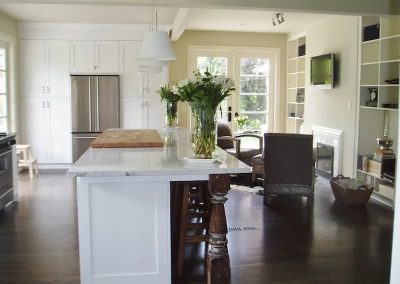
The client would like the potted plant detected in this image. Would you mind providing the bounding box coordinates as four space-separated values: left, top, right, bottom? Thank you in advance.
177 70 235 159
157 84 180 128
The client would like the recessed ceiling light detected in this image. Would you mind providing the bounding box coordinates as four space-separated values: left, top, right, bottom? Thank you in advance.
49 10 59 16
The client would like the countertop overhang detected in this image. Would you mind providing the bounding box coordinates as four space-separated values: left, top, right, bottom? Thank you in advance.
68 129 251 177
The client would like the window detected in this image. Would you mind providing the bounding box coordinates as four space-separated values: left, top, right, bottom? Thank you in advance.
188 46 277 132
0 41 8 132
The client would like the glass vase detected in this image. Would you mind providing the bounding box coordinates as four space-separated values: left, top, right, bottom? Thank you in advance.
191 104 217 159
165 100 178 128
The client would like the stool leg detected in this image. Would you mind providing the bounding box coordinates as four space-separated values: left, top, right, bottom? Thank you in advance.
252 172 256 182
177 184 190 280
29 165 34 179
34 161 39 175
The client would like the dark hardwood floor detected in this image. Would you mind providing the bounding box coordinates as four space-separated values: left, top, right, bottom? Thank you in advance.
0 171 393 284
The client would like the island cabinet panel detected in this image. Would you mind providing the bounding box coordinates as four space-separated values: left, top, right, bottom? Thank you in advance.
77 177 171 284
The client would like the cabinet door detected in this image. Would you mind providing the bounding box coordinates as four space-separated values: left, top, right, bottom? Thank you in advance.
146 66 169 97
48 98 72 163
95 41 120 74
47 40 70 97
120 41 142 97
21 98 49 163
120 98 144 129
145 97 165 129
20 40 47 97
70 41 95 74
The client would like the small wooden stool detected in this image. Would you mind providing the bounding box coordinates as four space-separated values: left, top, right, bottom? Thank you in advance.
173 181 211 281
16 144 38 179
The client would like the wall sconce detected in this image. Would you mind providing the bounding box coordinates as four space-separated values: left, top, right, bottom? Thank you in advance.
272 13 285 26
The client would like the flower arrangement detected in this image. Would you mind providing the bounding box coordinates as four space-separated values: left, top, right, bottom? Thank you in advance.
157 84 180 127
177 70 235 110
234 115 249 129
177 70 235 158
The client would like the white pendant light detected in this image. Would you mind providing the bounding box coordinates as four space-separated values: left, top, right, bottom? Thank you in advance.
138 6 176 61
137 59 167 73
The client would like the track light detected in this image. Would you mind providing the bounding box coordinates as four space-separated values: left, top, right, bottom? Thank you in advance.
272 13 284 26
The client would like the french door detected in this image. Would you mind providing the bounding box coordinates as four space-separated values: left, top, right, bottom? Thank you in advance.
188 46 276 132
0 40 9 132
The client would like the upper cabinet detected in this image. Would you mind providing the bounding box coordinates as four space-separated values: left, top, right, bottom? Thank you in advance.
70 41 120 74
286 36 306 134
20 40 70 98
119 40 168 98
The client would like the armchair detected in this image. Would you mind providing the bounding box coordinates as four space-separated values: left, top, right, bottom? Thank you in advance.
217 120 262 166
263 133 315 205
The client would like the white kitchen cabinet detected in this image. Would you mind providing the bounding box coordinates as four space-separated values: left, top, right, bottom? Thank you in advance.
119 40 168 129
121 97 165 129
120 41 142 97
22 97 72 164
120 40 168 98
20 40 70 98
70 40 120 74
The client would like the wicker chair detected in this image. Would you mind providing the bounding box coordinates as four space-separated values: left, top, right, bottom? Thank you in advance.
217 120 263 166
263 133 315 205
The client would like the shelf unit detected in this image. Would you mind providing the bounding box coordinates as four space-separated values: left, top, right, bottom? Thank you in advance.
357 16 400 205
286 36 306 134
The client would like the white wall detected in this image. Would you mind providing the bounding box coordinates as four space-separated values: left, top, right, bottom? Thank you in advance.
303 15 359 177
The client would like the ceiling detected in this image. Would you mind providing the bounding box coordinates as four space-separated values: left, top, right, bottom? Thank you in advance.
0 3 330 38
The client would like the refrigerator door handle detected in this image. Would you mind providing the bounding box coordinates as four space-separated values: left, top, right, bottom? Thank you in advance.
96 76 100 132
88 77 92 132
73 136 98 139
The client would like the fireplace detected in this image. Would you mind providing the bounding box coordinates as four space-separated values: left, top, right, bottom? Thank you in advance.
312 126 343 177
316 143 334 178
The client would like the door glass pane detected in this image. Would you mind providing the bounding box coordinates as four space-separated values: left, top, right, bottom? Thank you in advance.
0 48 5 70
0 95 6 117
0 117 6 132
239 57 269 131
197 57 227 75
196 56 229 121
0 71 6 94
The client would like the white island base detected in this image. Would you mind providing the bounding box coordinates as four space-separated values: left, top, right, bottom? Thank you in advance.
70 129 251 284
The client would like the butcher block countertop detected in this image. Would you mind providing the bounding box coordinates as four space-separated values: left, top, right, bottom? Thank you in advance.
91 129 164 148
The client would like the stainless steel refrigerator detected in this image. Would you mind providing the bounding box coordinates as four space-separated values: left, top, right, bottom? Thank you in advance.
71 75 120 162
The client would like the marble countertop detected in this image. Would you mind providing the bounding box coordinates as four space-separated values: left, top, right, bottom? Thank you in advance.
68 128 251 177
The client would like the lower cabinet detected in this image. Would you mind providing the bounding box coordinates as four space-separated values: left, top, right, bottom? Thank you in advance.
22 97 72 164
121 97 165 129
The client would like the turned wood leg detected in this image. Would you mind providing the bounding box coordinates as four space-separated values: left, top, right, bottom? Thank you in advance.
207 174 231 284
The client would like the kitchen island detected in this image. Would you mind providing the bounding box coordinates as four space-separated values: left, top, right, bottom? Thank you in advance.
68 129 251 284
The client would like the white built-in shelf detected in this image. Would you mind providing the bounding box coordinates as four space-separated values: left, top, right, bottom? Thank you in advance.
357 169 395 185
360 106 398 111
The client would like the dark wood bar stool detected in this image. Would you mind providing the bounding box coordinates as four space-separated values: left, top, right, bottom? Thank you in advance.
173 180 211 282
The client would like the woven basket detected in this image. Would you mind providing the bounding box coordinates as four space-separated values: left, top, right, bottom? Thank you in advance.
330 175 374 206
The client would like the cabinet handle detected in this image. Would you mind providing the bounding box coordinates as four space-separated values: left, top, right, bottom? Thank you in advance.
47 86 50 93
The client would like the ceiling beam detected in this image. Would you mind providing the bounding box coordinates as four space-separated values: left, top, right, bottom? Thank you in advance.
171 8 189 41
4 0 400 15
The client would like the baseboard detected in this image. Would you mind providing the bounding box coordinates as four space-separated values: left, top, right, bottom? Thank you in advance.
370 192 394 209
